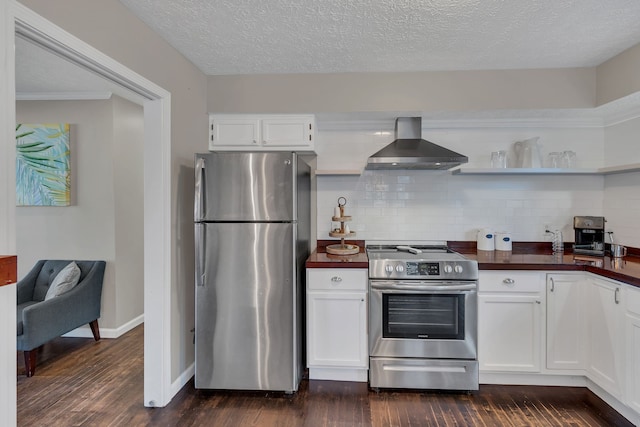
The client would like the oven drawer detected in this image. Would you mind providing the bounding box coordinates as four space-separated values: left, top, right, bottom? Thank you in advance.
479 271 544 293
307 268 367 291
370 357 479 391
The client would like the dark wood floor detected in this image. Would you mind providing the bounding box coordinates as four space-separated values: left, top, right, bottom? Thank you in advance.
18 325 634 427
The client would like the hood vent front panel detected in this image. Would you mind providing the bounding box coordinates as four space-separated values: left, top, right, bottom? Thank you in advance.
366 117 468 170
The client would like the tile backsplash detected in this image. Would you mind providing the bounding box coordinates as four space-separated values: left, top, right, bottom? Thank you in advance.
317 171 604 243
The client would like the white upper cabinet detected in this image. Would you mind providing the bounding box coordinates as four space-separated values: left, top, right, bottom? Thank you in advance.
209 114 315 152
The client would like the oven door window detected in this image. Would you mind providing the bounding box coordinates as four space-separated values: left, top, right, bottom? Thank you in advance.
382 293 465 340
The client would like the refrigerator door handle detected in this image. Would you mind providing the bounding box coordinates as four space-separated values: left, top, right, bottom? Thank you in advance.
194 157 205 221
195 223 206 287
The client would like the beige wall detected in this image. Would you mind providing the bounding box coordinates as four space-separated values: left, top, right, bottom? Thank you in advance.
20 0 208 381
112 96 145 327
597 43 640 106
207 68 596 113
16 97 144 332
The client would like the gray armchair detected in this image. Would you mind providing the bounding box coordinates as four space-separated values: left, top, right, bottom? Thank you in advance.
17 260 106 376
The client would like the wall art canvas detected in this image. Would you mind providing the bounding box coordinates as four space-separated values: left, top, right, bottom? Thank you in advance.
16 123 71 206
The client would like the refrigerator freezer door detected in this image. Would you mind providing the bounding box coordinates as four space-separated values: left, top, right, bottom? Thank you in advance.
195 152 295 222
195 222 298 391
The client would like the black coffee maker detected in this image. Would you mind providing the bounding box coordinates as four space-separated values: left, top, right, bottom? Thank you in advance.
573 216 606 256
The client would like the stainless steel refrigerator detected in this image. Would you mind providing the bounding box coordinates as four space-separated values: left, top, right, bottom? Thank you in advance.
194 152 310 392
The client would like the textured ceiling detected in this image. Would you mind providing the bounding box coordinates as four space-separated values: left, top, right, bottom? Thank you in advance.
120 0 640 75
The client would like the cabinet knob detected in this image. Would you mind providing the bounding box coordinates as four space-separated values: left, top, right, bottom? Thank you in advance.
252 140 257 144
502 278 515 285
331 276 342 283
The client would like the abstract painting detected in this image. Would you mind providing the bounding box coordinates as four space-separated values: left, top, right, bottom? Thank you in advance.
16 123 71 206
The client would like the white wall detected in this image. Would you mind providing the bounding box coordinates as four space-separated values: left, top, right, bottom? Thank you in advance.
316 123 606 243
16 97 144 332
603 116 640 247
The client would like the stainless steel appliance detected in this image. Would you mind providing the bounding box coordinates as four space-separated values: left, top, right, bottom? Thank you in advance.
366 117 469 170
194 152 310 392
573 216 605 256
367 244 479 391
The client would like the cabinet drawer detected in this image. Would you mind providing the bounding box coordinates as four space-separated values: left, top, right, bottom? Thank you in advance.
307 269 367 291
479 271 544 293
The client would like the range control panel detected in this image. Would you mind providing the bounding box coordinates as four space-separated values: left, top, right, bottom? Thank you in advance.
370 260 478 280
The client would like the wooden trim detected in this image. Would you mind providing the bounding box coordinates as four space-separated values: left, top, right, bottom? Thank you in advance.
0 255 17 286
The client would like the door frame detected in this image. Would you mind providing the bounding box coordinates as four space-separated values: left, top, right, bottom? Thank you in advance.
3 0 174 409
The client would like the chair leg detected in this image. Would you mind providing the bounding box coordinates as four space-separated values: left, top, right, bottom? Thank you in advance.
89 319 101 341
23 350 37 377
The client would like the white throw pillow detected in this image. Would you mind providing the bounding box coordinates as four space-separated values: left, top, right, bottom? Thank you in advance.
44 261 81 300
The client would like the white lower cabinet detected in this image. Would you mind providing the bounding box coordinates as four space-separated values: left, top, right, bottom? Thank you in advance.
588 276 624 400
478 271 544 372
546 274 587 370
306 268 368 382
625 285 640 414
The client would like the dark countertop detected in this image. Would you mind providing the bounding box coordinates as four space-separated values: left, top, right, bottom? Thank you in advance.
306 240 640 287
306 240 368 269
461 250 640 287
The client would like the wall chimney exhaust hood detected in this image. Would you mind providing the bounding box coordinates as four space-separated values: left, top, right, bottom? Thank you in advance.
366 117 468 170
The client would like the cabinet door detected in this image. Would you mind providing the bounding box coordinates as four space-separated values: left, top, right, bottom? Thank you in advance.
210 117 260 148
546 274 587 370
626 286 640 414
261 117 313 148
588 278 623 399
478 294 542 372
306 291 367 368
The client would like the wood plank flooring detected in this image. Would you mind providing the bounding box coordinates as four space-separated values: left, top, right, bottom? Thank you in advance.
18 325 634 426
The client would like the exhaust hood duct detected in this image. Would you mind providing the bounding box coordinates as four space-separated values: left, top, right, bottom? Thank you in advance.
366 117 468 170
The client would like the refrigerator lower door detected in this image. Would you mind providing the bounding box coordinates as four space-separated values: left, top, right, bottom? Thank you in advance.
195 222 298 391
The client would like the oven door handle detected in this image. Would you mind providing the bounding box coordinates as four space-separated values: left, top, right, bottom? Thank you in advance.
370 282 477 292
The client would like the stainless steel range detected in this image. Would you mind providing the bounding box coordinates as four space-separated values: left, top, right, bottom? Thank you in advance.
367 244 479 391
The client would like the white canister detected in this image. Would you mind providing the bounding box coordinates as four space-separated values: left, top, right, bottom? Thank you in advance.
495 232 512 251
477 228 495 251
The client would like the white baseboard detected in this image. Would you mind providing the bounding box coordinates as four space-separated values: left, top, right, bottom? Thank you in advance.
62 314 144 339
171 363 195 398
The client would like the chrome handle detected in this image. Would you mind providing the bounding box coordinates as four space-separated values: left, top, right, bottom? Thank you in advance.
615 288 620 304
536 300 541 304
503 278 515 285
194 157 205 221
331 276 342 283
195 224 206 287
550 277 555 292
253 140 258 144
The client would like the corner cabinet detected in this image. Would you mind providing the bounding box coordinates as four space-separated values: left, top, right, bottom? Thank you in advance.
588 276 625 400
478 271 545 373
625 285 640 415
209 114 315 152
306 268 368 382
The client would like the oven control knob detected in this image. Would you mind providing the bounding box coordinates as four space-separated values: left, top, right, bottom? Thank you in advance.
454 265 464 274
443 265 453 274
395 264 404 273
385 264 394 274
